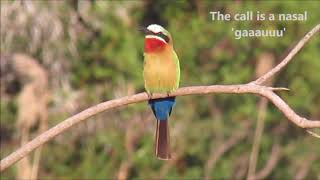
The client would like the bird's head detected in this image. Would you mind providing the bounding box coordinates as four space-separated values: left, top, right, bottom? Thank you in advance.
140 24 172 52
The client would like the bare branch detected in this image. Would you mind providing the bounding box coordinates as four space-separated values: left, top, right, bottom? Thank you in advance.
1 25 320 172
253 24 320 85
249 143 281 180
247 99 269 179
204 121 251 180
294 153 317 180
1 84 319 171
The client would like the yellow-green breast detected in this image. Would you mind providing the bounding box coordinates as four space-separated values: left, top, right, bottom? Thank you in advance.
143 45 179 93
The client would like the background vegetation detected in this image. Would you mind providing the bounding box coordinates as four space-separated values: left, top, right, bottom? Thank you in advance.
1 0 319 179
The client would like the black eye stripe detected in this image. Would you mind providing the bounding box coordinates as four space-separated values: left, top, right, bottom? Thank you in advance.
145 31 170 43
156 32 170 43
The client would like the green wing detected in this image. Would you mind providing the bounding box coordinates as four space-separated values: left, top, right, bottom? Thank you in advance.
173 50 180 89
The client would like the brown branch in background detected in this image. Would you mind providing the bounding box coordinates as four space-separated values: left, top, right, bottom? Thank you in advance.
232 152 250 180
249 122 288 180
1 24 320 172
233 122 287 180
159 153 180 178
294 153 317 180
249 143 281 180
9 54 49 180
247 52 275 180
69 0 100 38
117 120 135 180
247 99 269 179
30 121 48 180
204 121 251 180
117 113 151 180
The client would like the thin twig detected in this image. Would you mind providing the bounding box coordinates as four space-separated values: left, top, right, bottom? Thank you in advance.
249 143 281 180
267 87 290 91
306 129 320 138
294 153 317 180
204 121 251 180
1 25 320 172
247 100 269 179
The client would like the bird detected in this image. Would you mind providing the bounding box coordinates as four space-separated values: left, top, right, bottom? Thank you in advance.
140 24 180 160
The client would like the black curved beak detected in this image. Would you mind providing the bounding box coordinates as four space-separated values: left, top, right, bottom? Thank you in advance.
139 27 152 34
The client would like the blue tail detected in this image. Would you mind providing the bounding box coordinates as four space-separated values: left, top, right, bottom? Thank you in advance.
148 97 176 121
148 97 175 160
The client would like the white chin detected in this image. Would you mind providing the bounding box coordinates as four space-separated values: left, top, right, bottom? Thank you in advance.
145 35 166 43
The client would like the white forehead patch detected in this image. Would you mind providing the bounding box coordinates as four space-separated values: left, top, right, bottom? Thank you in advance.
147 24 165 33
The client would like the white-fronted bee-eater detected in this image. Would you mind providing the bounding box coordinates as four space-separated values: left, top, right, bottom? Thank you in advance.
140 24 180 160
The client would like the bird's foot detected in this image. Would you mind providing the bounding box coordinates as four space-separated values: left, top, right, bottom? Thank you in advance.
147 92 153 99
166 92 170 97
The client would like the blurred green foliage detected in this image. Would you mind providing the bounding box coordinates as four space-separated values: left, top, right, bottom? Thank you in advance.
1 0 320 179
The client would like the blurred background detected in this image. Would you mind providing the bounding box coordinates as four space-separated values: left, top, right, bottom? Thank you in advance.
1 0 319 179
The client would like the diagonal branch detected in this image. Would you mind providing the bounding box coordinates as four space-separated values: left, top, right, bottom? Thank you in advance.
252 24 320 85
204 121 251 180
1 25 320 172
1 85 319 171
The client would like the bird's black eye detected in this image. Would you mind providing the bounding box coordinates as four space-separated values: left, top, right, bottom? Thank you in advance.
157 32 170 43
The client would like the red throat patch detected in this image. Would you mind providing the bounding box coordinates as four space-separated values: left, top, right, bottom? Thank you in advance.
144 37 166 53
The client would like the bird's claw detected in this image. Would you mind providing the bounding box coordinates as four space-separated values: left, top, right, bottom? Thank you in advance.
147 92 153 99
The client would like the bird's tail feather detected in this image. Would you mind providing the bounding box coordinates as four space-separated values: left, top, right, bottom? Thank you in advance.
148 97 175 160
155 120 171 160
